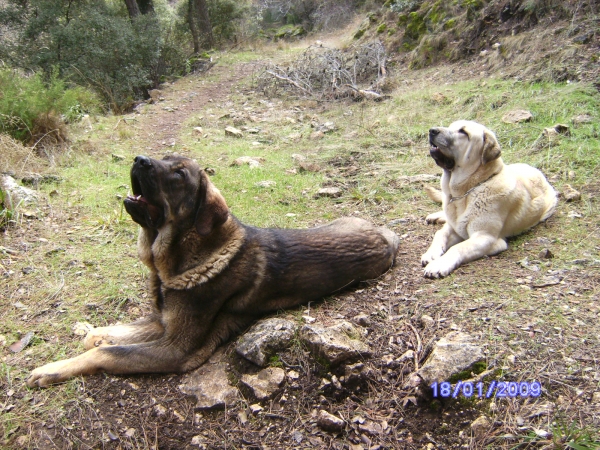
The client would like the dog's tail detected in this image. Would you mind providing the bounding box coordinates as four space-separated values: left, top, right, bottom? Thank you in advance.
425 186 443 204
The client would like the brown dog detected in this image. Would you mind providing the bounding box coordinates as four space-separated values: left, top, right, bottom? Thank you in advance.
27 155 399 387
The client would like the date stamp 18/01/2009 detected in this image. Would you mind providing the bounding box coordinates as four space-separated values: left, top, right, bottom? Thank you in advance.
431 381 542 399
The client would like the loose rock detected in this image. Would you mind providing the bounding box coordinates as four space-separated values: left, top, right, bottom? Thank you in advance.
315 187 342 198
317 410 345 432
178 349 239 410
255 180 276 188
300 321 371 366
470 415 491 438
236 318 298 367
420 315 435 328
502 110 532 124
562 184 581 202
225 126 243 138
240 367 286 401
417 331 485 385
0 174 38 206
232 156 264 168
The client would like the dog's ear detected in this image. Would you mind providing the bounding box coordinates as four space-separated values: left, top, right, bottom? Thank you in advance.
195 172 229 236
481 129 501 165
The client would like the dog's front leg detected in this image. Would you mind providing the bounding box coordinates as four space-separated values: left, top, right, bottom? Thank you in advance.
421 223 463 266
27 339 188 388
423 232 507 278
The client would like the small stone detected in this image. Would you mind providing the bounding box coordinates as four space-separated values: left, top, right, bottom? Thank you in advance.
255 180 276 188
562 184 581 202
317 410 345 432
502 110 532 124
420 315 435 328
240 367 286 400
516 415 525 426
153 404 167 416
398 350 415 362
225 126 243 138
538 248 554 259
470 416 491 438
191 435 206 447
315 187 342 198
572 114 592 125
592 392 600 403
249 404 263 414
353 314 371 327
287 370 300 381
310 131 325 140
232 156 264 168
193 127 204 135
298 161 321 173
124 428 136 438
111 153 125 161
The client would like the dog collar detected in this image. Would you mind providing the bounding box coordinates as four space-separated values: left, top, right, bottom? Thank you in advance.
448 171 500 203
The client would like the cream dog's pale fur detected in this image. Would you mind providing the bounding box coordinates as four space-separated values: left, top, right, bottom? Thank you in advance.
421 120 557 278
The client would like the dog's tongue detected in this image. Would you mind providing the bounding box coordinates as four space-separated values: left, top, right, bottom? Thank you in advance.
126 195 161 223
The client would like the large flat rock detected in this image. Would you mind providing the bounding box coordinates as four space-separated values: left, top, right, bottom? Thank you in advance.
178 349 239 410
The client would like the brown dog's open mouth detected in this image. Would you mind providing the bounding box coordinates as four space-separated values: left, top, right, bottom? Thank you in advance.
124 175 163 228
429 145 455 170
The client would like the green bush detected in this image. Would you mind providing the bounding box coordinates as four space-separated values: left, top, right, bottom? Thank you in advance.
0 68 99 143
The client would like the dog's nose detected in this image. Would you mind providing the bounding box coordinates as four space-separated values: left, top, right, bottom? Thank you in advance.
134 155 152 168
429 128 440 137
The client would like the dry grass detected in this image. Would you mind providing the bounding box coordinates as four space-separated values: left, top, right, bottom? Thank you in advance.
0 134 48 177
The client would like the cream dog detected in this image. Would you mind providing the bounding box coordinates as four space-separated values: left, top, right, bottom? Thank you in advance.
421 120 557 278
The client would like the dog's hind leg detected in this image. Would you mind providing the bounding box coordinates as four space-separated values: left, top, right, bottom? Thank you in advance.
83 316 165 350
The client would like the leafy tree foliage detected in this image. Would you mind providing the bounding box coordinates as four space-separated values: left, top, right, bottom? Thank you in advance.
0 0 183 112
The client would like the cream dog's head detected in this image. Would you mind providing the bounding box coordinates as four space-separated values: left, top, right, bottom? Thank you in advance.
428 120 501 172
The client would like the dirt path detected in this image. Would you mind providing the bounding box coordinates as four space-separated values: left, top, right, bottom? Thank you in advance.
135 61 258 155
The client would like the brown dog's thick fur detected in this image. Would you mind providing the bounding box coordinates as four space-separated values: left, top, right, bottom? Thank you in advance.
27 155 399 387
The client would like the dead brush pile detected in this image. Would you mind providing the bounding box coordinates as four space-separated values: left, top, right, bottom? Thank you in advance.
0 134 47 177
256 41 389 101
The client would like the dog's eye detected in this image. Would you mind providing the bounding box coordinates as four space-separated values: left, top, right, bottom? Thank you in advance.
458 128 469 137
174 169 186 178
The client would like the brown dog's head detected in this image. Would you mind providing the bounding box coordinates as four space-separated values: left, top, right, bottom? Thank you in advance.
124 155 229 235
428 120 501 171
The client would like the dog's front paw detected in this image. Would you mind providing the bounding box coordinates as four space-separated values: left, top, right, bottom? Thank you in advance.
423 259 455 278
425 211 446 225
27 360 71 388
421 247 444 266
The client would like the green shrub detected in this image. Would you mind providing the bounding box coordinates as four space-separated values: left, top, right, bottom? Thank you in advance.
0 68 99 143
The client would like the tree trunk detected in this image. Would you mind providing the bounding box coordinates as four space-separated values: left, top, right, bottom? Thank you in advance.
195 0 214 49
124 0 140 19
188 0 200 54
